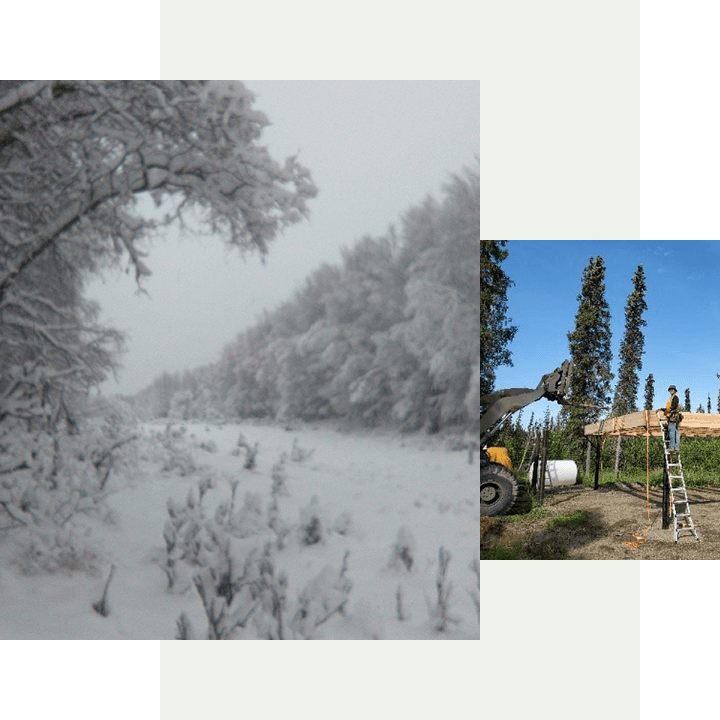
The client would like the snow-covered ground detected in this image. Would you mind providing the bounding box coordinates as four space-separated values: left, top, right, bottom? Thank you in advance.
0 421 479 639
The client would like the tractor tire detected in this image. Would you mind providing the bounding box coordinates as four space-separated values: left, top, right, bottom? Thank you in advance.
480 463 520 516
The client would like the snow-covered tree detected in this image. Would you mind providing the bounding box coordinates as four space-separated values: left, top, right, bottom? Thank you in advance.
389 167 480 429
0 80 317 424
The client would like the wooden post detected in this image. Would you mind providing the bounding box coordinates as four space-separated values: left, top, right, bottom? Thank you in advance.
662 462 669 529
645 411 650 520
537 428 548 506
529 431 540 495
593 436 601 490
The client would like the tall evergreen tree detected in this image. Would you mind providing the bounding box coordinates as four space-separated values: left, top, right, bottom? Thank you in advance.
479 240 517 397
684 388 691 413
565 256 614 470
611 265 647 474
709 395 712 414
612 266 647 416
644 373 655 411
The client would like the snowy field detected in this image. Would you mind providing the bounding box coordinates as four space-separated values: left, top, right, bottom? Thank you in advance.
0 421 479 640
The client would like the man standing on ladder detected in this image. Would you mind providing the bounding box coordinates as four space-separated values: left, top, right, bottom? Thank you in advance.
662 384 682 455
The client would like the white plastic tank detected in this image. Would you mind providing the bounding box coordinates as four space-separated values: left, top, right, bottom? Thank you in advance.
529 460 578 487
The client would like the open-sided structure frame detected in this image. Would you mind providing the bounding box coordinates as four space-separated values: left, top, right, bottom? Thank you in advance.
584 411 720 529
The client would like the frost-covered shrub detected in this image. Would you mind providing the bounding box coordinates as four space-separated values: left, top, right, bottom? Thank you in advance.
299 495 325 546
0 416 138 574
193 539 264 639
12 524 101 576
163 500 203 591
270 454 289 497
164 477 354 639
235 434 258 469
428 547 459 633
150 425 198 477
290 438 314 462
290 554 352 639
267 491 292 550
388 526 416 571
252 545 290 639
230 492 266 538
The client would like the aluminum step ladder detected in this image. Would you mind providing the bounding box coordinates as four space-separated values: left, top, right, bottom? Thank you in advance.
658 414 700 542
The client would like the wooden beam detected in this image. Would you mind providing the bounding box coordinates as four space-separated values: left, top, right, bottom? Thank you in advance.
585 411 720 438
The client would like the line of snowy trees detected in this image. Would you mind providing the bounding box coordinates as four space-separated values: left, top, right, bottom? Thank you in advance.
134 165 480 432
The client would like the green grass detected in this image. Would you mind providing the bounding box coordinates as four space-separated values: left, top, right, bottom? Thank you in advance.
481 543 526 560
547 510 587 528
501 506 551 523
576 468 719 488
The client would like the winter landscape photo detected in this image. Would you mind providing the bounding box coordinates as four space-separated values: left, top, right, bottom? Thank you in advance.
0 80 480 640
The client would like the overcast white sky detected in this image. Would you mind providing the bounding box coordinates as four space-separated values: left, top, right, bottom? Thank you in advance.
85 81 479 397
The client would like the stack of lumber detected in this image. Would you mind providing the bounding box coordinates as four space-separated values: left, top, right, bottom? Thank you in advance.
584 411 720 438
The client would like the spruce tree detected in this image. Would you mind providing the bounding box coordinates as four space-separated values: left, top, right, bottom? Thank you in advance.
480 240 518 397
565 256 614 471
684 388 691 413
709 395 712 414
611 265 647 474
644 373 655 411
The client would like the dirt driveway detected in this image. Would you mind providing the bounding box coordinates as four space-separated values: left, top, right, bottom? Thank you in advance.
481 483 720 559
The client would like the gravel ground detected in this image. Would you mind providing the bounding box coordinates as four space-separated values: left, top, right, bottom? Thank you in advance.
481 483 720 559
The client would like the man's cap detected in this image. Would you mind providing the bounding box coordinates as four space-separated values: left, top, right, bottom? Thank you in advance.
668 385 677 391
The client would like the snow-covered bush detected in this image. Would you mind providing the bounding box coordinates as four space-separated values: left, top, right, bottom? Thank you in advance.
192 539 265 639
388 525 416 572
428 547 459 633
150 425 198 477
165 475 353 639
299 495 326 546
290 438 314 462
0 416 138 574
290 554 352 639
270 454 289 497
234 434 258 469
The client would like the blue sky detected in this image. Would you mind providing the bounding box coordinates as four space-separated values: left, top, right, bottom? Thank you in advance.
493 240 720 423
